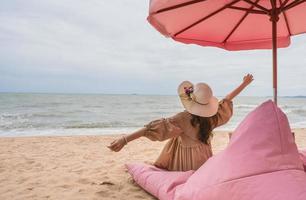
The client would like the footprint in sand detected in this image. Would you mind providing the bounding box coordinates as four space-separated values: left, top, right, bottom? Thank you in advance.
127 177 136 184
77 178 91 184
133 194 147 199
17 177 29 184
95 189 110 197
128 186 142 192
99 181 122 192
100 181 115 186
58 184 72 189
26 160 35 165
71 169 83 174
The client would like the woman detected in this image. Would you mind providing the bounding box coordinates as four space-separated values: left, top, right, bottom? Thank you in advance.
108 74 254 171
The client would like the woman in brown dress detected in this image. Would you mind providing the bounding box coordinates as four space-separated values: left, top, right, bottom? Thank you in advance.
108 74 254 171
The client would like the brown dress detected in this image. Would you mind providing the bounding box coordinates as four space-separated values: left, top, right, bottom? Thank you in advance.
143 98 233 171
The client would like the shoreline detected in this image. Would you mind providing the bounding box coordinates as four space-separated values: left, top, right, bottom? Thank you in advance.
1 129 306 199
1 127 305 138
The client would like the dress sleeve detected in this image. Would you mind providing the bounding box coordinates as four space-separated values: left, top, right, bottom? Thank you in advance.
143 113 183 141
213 98 233 128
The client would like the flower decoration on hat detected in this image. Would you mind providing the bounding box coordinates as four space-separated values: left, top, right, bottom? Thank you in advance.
184 86 194 99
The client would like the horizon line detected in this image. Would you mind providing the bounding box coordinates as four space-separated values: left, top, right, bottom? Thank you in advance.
0 91 305 98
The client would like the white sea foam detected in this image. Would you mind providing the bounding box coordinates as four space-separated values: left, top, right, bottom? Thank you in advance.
0 94 305 137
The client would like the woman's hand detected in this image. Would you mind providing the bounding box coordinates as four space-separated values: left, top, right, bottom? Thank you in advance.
107 136 127 152
225 73 254 101
107 128 146 152
242 74 254 86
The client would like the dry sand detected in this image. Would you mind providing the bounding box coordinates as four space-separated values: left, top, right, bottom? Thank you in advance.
0 129 306 200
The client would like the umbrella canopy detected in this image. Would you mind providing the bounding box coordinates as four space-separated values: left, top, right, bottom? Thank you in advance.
147 0 306 104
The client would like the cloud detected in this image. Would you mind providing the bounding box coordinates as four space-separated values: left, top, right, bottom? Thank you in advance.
0 0 305 96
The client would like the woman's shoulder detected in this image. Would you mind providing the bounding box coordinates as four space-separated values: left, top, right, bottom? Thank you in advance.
177 110 192 119
219 98 233 105
217 98 233 112
169 110 191 124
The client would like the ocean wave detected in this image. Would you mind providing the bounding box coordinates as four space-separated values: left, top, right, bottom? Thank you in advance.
234 104 257 109
0 113 63 119
0 113 30 120
0 127 140 137
291 121 306 128
286 109 306 116
31 113 65 118
64 122 137 129
0 111 95 120
280 105 296 109
0 122 34 130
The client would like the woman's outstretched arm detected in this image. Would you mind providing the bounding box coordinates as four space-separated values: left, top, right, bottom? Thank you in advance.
107 128 146 152
225 74 254 101
107 114 183 152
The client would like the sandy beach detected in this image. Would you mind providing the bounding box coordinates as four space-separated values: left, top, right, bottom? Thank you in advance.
0 129 305 200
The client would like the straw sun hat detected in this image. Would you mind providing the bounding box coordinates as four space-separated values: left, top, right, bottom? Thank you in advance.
178 81 219 117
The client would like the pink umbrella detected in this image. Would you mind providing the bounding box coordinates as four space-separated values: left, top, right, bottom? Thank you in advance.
147 0 306 104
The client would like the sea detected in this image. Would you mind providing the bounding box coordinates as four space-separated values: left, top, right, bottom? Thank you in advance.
0 93 305 137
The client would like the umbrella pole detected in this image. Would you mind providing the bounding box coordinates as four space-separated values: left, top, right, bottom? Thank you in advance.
271 7 279 105
272 18 277 105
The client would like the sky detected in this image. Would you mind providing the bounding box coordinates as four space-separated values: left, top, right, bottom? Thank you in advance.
0 0 305 96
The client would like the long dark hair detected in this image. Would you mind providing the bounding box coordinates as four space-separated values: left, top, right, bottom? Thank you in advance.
190 114 217 145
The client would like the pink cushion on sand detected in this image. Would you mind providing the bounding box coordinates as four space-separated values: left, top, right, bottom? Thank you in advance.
125 163 194 200
176 100 306 200
126 100 306 200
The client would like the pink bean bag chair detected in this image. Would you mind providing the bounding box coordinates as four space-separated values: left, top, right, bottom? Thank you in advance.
126 100 306 200
125 163 194 199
